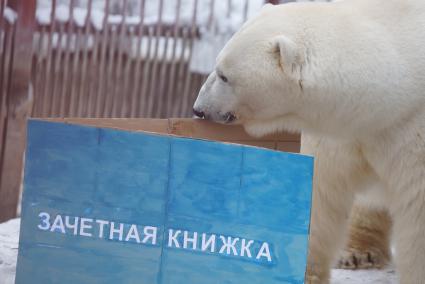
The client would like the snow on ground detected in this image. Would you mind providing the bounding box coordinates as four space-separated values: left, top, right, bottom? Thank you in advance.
0 218 398 284
331 267 397 284
0 219 20 284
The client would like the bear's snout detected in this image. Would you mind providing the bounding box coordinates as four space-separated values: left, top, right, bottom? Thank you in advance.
193 107 237 124
193 108 205 119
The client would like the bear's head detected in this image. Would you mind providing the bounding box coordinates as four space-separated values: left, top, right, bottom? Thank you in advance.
193 4 314 137
194 2 419 138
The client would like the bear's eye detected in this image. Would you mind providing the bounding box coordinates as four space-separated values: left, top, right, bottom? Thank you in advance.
219 74 228 83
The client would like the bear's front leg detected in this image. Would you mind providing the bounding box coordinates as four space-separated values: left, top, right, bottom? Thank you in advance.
390 179 425 283
337 204 392 270
305 170 354 284
301 135 371 284
363 128 425 283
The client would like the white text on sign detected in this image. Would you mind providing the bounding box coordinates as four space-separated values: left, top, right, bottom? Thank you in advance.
37 212 273 264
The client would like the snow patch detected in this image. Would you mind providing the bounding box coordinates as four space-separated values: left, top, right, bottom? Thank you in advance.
331 267 398 284
34 0 265 73
33 1 336 73
3 7 17 24
0 218 20 284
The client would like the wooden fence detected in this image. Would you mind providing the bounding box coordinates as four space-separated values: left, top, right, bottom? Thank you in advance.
1 0 279 222
0 0 295 222
31 0 212 119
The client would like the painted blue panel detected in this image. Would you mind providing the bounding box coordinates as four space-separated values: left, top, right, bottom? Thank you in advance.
16 120 313 284
239 147 313 234
168 138 242 220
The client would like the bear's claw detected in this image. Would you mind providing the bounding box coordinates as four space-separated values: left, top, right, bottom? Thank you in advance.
337 248 390 270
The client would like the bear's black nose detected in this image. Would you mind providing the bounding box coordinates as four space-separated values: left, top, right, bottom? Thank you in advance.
193 108 205 119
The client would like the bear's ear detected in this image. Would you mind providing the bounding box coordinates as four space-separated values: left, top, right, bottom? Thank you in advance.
271 35 304 76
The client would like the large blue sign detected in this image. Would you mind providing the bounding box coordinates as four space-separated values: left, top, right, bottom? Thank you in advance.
16 120 313 283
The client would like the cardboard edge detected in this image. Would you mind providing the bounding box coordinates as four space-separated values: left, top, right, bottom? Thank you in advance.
33 118 302 153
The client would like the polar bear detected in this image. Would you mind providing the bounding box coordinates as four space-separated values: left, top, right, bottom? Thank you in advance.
193 0 425 283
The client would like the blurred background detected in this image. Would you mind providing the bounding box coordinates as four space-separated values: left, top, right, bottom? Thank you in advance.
0 0 327 222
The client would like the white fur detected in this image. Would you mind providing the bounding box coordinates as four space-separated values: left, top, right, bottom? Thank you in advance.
194 1 425 283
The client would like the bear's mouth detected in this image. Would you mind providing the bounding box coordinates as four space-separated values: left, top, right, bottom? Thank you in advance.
224 112 237 124
193 109 238 124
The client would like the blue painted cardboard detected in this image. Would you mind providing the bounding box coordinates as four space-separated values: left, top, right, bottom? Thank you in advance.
16 120 313 284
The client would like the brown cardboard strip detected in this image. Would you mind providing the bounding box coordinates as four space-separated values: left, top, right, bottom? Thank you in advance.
44 118 169 134
42 118 301 152
276 142 301 153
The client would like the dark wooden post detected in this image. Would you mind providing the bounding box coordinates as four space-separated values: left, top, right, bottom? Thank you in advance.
0 0 35 222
